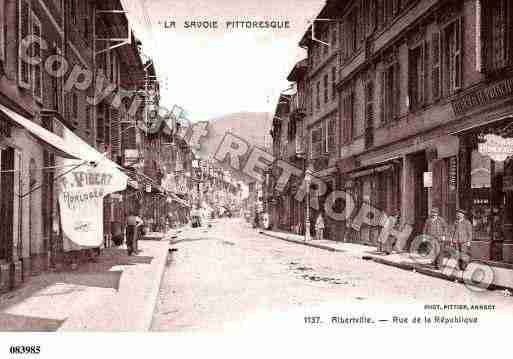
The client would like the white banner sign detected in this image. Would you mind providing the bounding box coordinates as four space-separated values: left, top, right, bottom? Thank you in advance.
57 127 128 250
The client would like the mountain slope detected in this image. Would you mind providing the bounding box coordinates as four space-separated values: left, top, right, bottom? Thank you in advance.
194 111 272 183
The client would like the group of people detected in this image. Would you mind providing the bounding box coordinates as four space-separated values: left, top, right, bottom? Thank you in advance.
422 207 473 270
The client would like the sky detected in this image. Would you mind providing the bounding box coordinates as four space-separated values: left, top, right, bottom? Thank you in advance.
122 0 325 122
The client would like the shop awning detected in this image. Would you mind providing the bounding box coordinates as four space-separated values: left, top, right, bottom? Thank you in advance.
0 103 82 160
0 103 121 171
169 192 190 208
349 164 394 179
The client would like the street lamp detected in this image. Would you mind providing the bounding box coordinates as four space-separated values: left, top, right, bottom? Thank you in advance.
304 164 314 241
192 159 201 209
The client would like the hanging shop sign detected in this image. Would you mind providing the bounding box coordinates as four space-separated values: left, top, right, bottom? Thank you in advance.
423 171 433 188
449 157 457 191
57 126 128 250
478 134 513 162
504 175 513 191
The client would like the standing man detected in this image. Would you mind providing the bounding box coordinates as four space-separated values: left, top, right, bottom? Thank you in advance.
126 210 144 256
315 213 325 241
452 209 473 270
422 207 448 269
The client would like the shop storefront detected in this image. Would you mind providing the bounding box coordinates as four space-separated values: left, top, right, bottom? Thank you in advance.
457 119 513 263
343 160 402 246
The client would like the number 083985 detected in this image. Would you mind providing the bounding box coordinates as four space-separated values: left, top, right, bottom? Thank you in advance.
9 345 41 355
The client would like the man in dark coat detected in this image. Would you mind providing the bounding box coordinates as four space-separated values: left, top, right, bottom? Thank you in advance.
451 209 473 270
423 207 448 269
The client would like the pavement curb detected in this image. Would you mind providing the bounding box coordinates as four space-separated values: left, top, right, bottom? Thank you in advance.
366 255 513 291
259 230 344 253
143 239 171 331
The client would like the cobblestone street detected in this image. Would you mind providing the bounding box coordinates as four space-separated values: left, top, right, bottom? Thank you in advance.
151 218 512 332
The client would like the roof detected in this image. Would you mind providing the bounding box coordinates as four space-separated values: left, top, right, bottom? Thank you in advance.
299 0 349 47
287 59 308 82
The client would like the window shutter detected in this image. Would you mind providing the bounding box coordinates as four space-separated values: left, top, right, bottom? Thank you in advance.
432 31 441 100
392 0 399 17
418 45 424 105
365 82 374 129
454 18 462 91
476 0 484 72
111 109 121 156
13 149 22 258
104 107 111 146
377 0 384 29
380 70 386 124
321 122 327 154
348 92 354 140
424 40 430 104
367 0 376 35
31 14 43 103
106 51 111 83
18 0 31 89
394 62 400 119
0 0 5 62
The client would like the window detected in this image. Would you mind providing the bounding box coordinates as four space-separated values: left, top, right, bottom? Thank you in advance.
85 105 92 130
70 0 77 25
482 0 511 71
341 91 354 144
364 0 376 35
442 19 462 95
18 1 44 100
355 6 364 48
311 127 322 158
377 0 400 28
408 44 426 110
323 74 329 104
381 63 399 124
385 0 398 24
327 118 337 154
331 67 337 101
71 92 78 120
316 81 320 109
365 82 374 148
344 10 356 59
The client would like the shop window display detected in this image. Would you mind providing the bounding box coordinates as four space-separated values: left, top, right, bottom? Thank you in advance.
470 139 513 261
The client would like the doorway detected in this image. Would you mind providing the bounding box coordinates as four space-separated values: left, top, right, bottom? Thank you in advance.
0 147 14 261
411 151 429 237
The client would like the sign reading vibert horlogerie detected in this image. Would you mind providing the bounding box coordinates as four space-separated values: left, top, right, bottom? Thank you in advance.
56 127 128 251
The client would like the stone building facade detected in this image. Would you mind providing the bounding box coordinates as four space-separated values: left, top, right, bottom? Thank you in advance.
269 0 513 265
0 0 173 292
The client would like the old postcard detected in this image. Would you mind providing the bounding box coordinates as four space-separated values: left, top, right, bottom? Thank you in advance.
0 0 512 358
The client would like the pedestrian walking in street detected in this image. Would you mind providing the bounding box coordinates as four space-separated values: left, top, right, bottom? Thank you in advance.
451 209 473 270
422 207 448 269
315 214 325 241
126 210 144 256
383 213 400 254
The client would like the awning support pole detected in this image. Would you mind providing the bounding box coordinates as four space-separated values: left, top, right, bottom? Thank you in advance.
18 161 89 199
